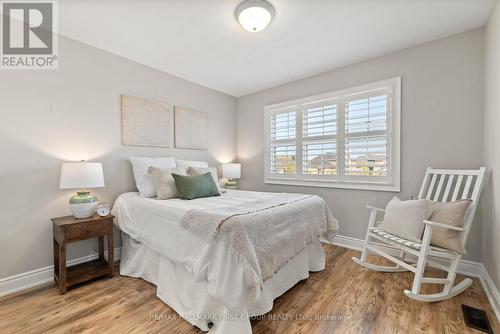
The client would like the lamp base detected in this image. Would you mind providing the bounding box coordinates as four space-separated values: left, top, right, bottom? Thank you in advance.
224 179 239 190
225 179 238 187
69 191 98 218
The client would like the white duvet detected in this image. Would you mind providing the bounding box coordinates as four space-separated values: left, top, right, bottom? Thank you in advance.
113 190 335 333
113 190 278 264
113 190 288 305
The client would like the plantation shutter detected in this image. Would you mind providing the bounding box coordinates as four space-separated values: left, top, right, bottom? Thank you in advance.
302 101 337 176
344 90 389 177
264 77 399 191
270 110 297 174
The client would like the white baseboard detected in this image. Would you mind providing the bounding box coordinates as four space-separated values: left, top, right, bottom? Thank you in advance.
480 265 500 322
0 247 121 298
332 234 500 321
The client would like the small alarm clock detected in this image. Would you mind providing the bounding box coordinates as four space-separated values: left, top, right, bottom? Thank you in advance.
96 202 111 217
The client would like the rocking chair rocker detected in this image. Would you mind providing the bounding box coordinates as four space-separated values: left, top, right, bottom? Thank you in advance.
353 167 486 302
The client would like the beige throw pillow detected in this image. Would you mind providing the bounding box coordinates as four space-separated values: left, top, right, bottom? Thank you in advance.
428 199 471 254
129 156 176 197
149 167 187 199
379 197 434 242
186 167 224 194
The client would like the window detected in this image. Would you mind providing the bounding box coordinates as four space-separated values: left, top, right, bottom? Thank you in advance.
264 77 401 191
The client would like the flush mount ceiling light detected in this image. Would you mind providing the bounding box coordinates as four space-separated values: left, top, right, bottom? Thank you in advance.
235 0 275 32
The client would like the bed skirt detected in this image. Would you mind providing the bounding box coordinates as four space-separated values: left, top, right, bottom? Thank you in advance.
119 232 326 334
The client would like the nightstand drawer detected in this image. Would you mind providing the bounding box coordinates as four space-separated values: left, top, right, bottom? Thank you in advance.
65 220 112 242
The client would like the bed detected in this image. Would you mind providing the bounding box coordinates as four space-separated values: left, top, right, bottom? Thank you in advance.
113 189 338 334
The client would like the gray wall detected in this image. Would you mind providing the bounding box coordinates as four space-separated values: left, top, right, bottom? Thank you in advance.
237 28 485 261
483 1 500 289
0 36 237 279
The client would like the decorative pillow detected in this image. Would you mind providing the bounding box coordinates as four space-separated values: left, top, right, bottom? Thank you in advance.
149 167 187 200
379 197 434 242
172 172 220 200
186 166 224 194
428 199 471 254
129 156 176 197
175 160 209 169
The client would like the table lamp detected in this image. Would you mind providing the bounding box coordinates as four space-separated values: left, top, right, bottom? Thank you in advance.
59 161 105 218
222 163 241 187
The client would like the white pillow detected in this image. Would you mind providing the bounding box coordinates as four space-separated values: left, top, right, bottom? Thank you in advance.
149 167 186 199
186 166 224 194
129 156 176 197
378 197 434 242
176 159 209 169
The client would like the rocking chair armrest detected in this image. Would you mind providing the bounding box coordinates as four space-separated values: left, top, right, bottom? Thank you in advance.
366 205 385 212
423 220 465 232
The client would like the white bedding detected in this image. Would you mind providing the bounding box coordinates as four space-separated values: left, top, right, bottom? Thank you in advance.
113 190 277 271
113 190 334 333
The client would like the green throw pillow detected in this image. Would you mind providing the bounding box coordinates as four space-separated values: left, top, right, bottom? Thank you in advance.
172 172 221 200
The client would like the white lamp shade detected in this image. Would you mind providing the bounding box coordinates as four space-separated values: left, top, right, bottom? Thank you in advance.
59 162 105 189
222 163 241 179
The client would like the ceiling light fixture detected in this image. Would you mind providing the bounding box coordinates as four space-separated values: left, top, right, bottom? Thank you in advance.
235 0 274 32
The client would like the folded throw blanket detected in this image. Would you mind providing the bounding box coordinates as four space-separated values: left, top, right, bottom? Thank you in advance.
180 193 338 297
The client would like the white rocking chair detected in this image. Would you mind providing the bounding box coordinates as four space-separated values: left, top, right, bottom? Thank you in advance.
353 167 486 302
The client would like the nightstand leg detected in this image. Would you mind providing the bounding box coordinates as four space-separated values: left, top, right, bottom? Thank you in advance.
98 236 104 260
58 241 67 294
107 232 114 276
53 239 59 281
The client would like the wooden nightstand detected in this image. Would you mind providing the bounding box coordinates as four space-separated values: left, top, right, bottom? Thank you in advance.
52 214 115 294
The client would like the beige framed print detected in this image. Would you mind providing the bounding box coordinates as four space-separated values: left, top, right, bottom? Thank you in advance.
174 106 208 150
121 94 171 147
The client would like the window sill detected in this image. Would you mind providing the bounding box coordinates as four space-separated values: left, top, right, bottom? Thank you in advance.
264 178 400 192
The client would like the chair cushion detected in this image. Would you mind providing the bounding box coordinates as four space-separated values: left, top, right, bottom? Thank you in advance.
378 196 434 242
370 227 422 249
428 199 471 255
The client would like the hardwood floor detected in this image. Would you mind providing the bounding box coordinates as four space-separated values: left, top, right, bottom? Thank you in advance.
1 245 498 333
